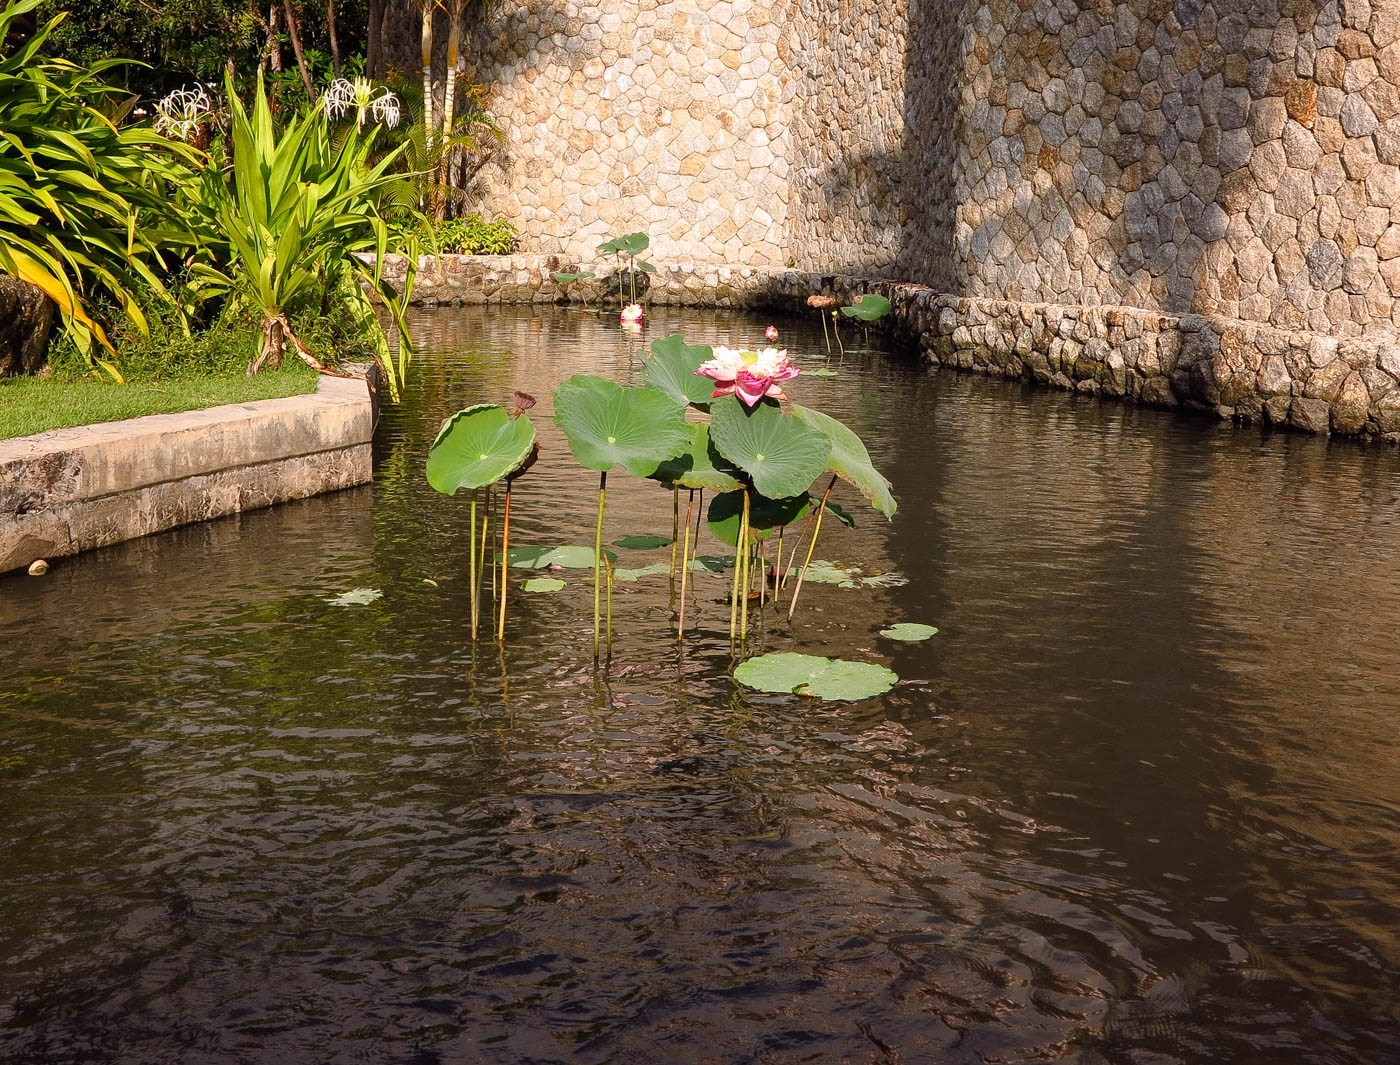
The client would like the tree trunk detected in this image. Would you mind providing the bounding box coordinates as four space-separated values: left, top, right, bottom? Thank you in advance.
265 3 284 73
327 0 341 77
419 1 435 152
282 0 316 99
366 0 385 78
0 274 56 377
437 3 462 219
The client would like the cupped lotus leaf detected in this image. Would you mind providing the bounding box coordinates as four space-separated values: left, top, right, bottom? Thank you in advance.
709 396 830 499
426 404 538 495
554 376 689 476
509 545 617 569
792 404 897 519
597 232 649 256
644 333 717 408
613 562 672 581
706 490 811 547
521 577 566 593
881 623 940 641
840 293 892 321
650 423 744 492
734 652 899 701
613 534 674 550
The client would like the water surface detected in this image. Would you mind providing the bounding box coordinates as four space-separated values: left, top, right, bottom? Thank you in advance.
3 305 1399 1064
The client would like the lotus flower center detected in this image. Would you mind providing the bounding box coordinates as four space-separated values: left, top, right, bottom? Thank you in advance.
741 350 758 364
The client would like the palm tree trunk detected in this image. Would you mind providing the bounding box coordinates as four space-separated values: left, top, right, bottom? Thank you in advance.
326 0 341 76
438 2 463 220
281 0 315 99
266 2 283 73
419 1 435 152
366 0 385 78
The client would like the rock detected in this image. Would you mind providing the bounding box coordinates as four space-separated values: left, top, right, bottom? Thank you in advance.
0 274 56 376
27 559 49 576
1290 396 1332 433
1331 372 1371 433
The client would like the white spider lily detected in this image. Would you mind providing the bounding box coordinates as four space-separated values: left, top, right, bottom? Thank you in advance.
371 88 401 129
322 77 354 119
152 85 212 142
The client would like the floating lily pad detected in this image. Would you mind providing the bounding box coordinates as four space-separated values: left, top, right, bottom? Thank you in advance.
644 333 717 408
880 623 940 641
613 562 673 582
521 577 566 593
840 293 892 321
792 404 897 519
508 545 617 569
650 423 744 493
734 652 899 701
613 534 674 550
799 560 907 589
426 404 538 495
709 395 830 499
326 588 382 607
689 554 735 572
706 490 811 546
807 367 839 377
554 376 689 477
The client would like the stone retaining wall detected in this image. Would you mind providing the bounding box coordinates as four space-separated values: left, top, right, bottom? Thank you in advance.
0 376 375 575
382 252 1400 439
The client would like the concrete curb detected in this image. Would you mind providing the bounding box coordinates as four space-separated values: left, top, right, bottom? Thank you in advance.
1 374 374 575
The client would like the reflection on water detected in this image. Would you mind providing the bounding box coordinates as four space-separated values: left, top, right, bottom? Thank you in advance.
2 305 1398 1064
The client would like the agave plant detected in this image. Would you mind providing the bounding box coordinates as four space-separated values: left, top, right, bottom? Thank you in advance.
186 72 417 397
0 0 201 379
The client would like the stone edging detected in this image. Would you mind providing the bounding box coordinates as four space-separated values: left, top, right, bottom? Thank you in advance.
0 374 375 575
380 253 1400 440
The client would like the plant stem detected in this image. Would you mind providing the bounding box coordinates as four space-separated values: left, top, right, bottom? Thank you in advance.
479 487 491 621
670 487 680 583
774 528 784 604
788 477 836 622
677 489 694 641
819 310 831 355
468 489 478 640
739 490 751 643
729 510 742 646
593 471 607 658
605 555 614 652
832 312 845 360
497 481 512 642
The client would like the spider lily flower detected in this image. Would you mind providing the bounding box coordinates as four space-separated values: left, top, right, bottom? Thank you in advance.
152 85 212 142
322 78 354 119
620 303 644 325
765 325 779 341
695 345 800 407
371 88 401 129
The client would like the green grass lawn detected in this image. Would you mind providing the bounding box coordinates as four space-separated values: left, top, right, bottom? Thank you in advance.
0 361 318 441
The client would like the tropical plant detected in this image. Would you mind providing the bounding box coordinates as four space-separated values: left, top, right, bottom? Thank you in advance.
0 0 201 378
393 213 516 255
185 71 417 397
596 232 654 310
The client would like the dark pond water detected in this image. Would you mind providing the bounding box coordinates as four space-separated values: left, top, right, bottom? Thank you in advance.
3 305 1400 1065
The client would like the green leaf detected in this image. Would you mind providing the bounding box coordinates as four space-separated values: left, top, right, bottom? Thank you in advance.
807 367 839 377
619 232 650 255
689 554 735 573
426 404 538 494
709 396 830 499
650 423 744 493
880 623 939 641
326 587 382 606
840 293 892 321
521 577 566 593
553 375 690 476
792 404 897 519
644 333 717 408
613 534 674 550
635 259 656 273
706 490 811 546
508 545 617 569
553 270 595 283
734 652 899 701
613 562 673 582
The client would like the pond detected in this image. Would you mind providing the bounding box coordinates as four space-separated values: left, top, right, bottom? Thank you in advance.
2 305 1399 1065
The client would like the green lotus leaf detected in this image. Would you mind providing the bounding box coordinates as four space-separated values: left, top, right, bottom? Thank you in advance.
840 293 892 321
508 545 617 569
706 490 811 547
326 587 382 607
554 376 690 476
881 622 939 641
807 367 839 377
553 271 595 284
827 500 857 529
613 534 674 550
426 404 538 495
635 259 656 273
792 404 896 519
521 577 566 593
597 232 650 256
689 554 735 572
650 423 744 492
613 562 672 582
709 396 830 499
734 652 899 702
644 333 717 408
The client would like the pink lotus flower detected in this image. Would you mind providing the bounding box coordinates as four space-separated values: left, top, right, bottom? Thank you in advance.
765 325 779 341
695 345 800 407
620 303 644 325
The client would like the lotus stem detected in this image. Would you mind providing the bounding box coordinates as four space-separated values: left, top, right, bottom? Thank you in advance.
788 476 837 622
605 554 614 652
670 486 680 583
782 486 829 592
677 489 695 641
479 487 492 613
774 528 784 604
758 540 766 611
594 471 607 658
497 481 513 642
819 310 831 355
729 510 743 645
832 311 845 360
739 490 752 643
469 489 479 640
